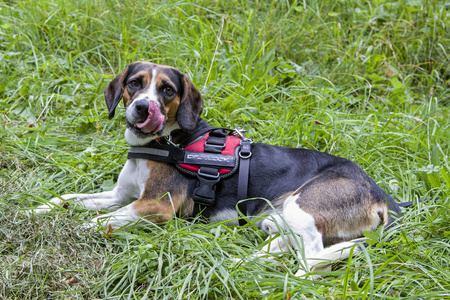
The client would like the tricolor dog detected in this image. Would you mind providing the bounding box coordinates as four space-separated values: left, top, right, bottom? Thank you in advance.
35 61 402 277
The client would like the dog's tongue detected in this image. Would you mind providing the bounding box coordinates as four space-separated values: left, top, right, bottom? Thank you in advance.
136 102 165 133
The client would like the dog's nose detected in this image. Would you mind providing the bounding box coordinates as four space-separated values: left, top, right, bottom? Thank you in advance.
135 100 148 112
135 100 149 113
133 100 150 121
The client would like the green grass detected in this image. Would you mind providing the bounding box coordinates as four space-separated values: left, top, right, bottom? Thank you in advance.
1 0 449 298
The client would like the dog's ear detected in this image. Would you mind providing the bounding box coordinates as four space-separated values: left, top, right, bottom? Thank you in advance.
104 68 128 120
176 74 203 132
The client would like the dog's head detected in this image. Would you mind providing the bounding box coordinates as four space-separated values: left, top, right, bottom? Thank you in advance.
104 62 203 145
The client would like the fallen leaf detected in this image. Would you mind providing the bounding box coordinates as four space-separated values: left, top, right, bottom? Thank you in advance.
314 120 325 125
62 277 78 285
105 224 114 238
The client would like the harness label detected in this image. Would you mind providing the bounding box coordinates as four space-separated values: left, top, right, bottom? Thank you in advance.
184 151 235 168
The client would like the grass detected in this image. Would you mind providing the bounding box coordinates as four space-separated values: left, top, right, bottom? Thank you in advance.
0 0 449 298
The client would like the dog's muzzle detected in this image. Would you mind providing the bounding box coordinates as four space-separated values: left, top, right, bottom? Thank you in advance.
127 100 165 134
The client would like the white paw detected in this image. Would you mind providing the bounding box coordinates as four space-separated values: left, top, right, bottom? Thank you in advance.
230 257 244 264
33 205 53 214
76 220 100 232
294 269 320 280
294 268 308 277
88 216 107 228
32 198 64 214
86 215 121 231
294 266 327 280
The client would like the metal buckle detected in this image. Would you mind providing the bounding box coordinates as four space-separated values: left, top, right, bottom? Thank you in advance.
166 134 179 147
193 168 221 206
233 127 247 138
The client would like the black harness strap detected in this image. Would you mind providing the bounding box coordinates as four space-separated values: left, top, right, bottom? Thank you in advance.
237 138 252 225
128 144 184 163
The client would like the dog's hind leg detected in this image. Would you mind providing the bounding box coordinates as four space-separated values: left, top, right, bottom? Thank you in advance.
251 196 325 272
258 193 368 278
274 194 328 277
251 196 364 279
267 195 364 279
283 170 387 278
294 238 365 278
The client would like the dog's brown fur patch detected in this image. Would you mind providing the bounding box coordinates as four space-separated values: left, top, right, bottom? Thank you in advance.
133 161 192 223
293 175 383 242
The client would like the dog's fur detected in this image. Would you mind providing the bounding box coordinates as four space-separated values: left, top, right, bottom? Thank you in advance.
34 62 402 277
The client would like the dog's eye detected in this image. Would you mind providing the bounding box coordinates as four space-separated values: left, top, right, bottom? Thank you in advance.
128 80 140 88
163 86 174 96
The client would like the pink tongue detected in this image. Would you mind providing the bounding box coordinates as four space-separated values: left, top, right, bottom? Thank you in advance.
136 102 165 133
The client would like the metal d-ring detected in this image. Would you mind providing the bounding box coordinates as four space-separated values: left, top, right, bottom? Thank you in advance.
239 150 252 159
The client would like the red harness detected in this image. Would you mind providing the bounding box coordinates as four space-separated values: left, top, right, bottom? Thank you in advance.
127 127 252 225
178 132 242 175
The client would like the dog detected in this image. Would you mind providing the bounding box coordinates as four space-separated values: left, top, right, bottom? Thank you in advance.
34 61 402 277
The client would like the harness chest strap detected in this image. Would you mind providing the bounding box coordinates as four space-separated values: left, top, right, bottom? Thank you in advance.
128 143 184 163
127 141 236 169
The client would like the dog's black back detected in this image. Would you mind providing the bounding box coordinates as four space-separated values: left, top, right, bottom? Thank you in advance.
181 120 402 238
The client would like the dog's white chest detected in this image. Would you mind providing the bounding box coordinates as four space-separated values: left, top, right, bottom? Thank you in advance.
116 159 151 199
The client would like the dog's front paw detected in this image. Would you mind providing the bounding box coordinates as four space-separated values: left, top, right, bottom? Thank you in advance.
80 217 119 236
294 266 327 280
78 220 100 232
85 215 119 231
32 205 53 214
32 198 65 214
294 268 308 278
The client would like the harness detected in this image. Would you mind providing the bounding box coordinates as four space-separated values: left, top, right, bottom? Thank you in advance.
127 127 253 225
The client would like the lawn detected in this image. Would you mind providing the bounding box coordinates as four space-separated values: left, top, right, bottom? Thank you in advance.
1 0 449 298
